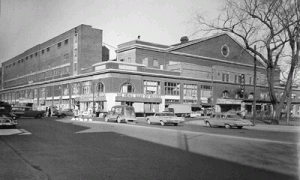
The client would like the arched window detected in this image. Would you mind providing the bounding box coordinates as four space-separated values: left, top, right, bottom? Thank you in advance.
222 90 229 98
248 93 254 99
120 83 134 93
95 82 105 93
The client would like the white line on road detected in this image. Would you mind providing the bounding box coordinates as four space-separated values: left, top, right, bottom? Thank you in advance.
80 121 299 145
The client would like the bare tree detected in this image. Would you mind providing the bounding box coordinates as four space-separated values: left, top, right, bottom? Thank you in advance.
193 0 300 123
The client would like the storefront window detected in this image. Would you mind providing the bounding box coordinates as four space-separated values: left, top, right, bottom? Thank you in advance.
201 85 212 97
144 81 160 94
183 84 197 97
28 89 33 99
164 82 180 96
62 84 69 96
82 81 92 94
96 82 105 93
144 103 159 112
54 85 61 97
34 89 37 99
248 93 254 99
120 83 134 93
72 82 80 95
39 87 45 98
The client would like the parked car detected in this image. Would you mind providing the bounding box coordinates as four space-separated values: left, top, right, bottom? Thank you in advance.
204 113 253 129
146 112 185 126
54 109 74 118
12 106 45 118
105 105 136 123
0 113 17 128
0 102 18 120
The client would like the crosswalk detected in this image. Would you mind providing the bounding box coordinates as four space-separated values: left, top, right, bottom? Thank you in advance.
0 128 32 136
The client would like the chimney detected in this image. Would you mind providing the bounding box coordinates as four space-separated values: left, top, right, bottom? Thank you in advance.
180 36 189 44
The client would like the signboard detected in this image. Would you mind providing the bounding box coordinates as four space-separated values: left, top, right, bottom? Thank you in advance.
216 99 242 104
116 93 161 99
240 74 245 93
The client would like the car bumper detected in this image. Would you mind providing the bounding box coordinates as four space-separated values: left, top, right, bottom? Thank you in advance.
165 120 184 124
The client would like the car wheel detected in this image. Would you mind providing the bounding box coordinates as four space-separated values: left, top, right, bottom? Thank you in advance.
35 114 42 119
160 121 165 126
60 114 66 118
105 117 109 122
117 117 121 123
147 119 151 125
206 121 211 127
174 123 178 126
225 124 231 129
237 126 243 129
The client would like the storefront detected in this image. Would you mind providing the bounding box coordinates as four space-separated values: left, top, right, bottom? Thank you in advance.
215 98 242 113
115 93 162 113
78 93 106 112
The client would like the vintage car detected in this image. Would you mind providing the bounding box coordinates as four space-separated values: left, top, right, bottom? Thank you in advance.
105 105 137 123
204 113 253 129
12 106 45 118
190 111 203 118
0 113 17 128
54 109 74 118
146 112 185 126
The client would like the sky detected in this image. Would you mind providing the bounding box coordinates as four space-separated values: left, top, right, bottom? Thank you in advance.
0 0 221 64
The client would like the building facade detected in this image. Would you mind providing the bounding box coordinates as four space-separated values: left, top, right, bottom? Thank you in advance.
1 25 300 115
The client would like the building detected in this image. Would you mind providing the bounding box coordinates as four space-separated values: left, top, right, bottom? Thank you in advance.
1 25 300 115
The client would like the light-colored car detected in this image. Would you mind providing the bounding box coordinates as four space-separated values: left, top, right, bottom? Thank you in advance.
12 106 45 118
105 105 136 123
190 111 202 118
204 113 253 129
146 112 185 126
54 109 74 118
0 113 17 128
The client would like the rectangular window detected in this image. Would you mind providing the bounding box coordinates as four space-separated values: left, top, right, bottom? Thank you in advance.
30 54 33 58
222 73 226 81
82 81 92 94
143 81 161 94
35 52 38 56
142 58 148 66
42 49 44 54
47 47 50 52
183 84 197 97
64 53 69 61
153 59 159 67
74 48 78 57
74 63 77 72
58 42 61 48
234 75 238 83
64 39 68 45
249 77 252 85
226 74 229 82
164 82 180 96
201 85 212 97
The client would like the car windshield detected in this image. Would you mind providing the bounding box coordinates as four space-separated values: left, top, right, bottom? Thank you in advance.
162 113 175 116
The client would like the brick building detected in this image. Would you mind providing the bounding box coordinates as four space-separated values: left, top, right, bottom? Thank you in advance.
1 25 300 115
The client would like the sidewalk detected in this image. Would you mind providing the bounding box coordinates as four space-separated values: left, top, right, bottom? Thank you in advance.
0 140 48 180
188 120 300 133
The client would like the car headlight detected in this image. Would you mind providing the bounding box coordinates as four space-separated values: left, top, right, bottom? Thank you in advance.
13 117 16 120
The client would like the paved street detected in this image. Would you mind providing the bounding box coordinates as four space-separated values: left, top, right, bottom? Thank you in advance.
0 117 299 180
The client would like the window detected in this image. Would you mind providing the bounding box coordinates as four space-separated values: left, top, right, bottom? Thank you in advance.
64 39 68 45
64 54 69 61
58 42 61 48
164 82 180 96
120 83 134 93
35 52 38 56
21 59 24 63
183 84 197 97
74 63 77 72
42 50 44 54
201 85 212 97
120 59 124 62
142 58 148 66
13 62 15 66
47 47 50 52
221 45 230 57
234 75 238 83
153 59 159 67
72 82 80 95
249 77 252 85
82 81 92 94
95 82 105 93
222 90 229 98
30 54 33 58
144 81 161 94
222 73 229 82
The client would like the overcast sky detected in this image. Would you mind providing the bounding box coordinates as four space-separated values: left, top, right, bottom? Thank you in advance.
0 0 221 63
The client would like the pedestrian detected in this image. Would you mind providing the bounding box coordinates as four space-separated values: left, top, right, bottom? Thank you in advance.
45 107 48 117
48 107 51 117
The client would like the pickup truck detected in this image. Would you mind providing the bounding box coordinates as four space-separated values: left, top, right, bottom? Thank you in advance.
146 112 185 126
12 106 45 118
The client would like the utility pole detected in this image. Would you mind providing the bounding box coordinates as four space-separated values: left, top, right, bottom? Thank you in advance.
253 45 257 126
